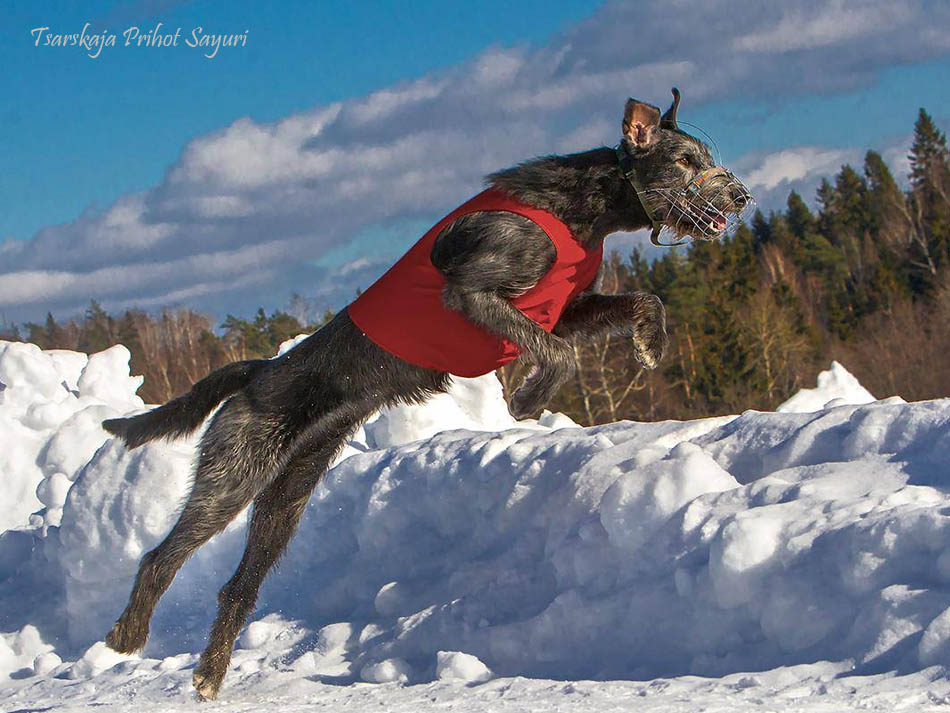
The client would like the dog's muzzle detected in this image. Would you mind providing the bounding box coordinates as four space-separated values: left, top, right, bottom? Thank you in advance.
648 167 754 244
616 144 754 247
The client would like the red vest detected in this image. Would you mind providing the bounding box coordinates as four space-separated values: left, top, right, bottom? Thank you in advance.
347 186 603 377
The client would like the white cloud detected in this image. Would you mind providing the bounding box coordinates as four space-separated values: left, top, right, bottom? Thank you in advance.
106 272 276 313
193 195 253 219
732 1 913 53
556 118 615 153
339 257 372 275
348 79 446 126
0 239 295 307
170 107 343 189
742 147 857 191
470 48 525 87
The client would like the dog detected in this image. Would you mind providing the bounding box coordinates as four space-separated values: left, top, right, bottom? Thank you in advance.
101 88 751 700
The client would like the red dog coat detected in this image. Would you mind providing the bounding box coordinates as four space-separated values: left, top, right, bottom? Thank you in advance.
347 186 604 377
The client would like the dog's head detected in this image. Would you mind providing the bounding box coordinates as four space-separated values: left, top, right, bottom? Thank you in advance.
620 88 753 243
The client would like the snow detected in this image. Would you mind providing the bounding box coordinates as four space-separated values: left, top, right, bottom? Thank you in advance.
361 657 412 684
436 651 493 682
0 341 142 533
777 360 878 413
2 345 950 711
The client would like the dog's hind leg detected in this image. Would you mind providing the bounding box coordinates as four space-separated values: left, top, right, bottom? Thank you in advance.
191 407 366 701
106 394 287 654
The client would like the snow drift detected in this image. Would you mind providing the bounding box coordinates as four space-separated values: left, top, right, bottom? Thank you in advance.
776 360 877 413
2 339 950 693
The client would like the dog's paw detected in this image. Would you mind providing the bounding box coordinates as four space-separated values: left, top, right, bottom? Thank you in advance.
633 334 666 369
632 295 668 370
193 655 228 702
508 367 546 419
508 363 571 419
632 329 668 370
509 386 543 420
105 616 148 654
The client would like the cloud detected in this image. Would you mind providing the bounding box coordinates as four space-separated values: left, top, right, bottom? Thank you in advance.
731 2 914 52
3 0 949 323
0 239 292 307
732 145 861 216
741 147 858 191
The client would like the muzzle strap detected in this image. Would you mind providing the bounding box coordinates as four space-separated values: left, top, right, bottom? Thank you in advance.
615 143 691 247
616 143 753 247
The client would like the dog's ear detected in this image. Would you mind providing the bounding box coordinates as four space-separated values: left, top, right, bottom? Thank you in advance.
622 98 661 148
661 87 681 130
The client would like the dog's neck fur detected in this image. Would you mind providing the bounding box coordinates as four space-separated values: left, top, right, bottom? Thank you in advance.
486 147 652 247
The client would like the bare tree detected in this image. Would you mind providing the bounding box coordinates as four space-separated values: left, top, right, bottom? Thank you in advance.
734 290 810 405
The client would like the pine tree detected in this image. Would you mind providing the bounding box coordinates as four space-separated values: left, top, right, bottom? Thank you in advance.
751 210 771 249
77 301 115 353
909 108 949 190
767 212 804 266
831 165 871 240
264 311 305 349
906 109 950 288
863 150 912 302
864 150 903 229
222 308 304 357
24 320 48 347
24 312 68 348
44 312 72 348
816 178 835 216
786 191 816 239
117 311 145 376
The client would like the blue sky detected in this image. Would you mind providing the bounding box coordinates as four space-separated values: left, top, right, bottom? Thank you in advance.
1 0 603 241
2 0 949 325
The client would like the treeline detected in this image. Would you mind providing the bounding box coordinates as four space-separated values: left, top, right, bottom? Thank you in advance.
4 302 332 404
5 109 949 424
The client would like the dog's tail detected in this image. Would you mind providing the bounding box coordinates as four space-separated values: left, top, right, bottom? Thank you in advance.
102 359 268 449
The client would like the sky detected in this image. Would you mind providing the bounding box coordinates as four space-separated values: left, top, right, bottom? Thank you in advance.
1 0 949 326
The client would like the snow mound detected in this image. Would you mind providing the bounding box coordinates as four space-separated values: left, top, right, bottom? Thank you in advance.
436 651 492 682
0 342 143 533
777 361 878 413
3 341 950 698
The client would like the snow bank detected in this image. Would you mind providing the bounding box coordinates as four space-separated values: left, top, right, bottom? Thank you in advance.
0 342 143 533
3 342 950 693
777 361 878 412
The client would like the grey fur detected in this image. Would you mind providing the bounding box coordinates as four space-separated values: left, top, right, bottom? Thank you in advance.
102 359 268 448
101 90 746 700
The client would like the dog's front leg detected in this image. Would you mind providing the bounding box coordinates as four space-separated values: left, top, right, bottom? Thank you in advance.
432 211 576 418
554 292 668 369
442 285 575 418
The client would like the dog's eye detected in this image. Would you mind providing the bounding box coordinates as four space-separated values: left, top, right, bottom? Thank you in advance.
677 157 691 168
